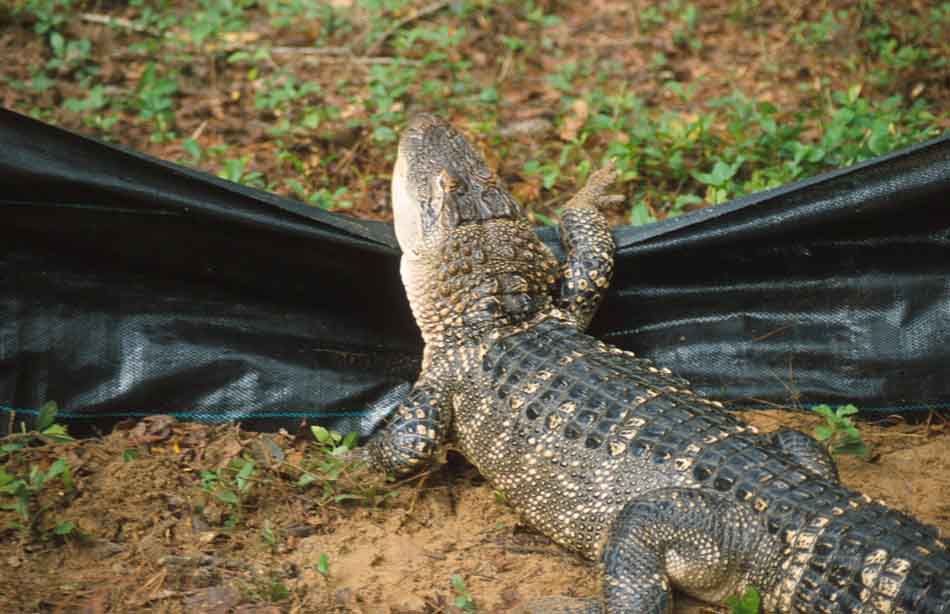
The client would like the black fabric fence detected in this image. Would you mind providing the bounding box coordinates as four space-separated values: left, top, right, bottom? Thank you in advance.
1 107 948 436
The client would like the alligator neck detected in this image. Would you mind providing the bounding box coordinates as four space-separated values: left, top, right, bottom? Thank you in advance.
401 219 560 348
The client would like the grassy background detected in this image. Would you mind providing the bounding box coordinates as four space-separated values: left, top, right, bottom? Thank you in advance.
2 0 947 226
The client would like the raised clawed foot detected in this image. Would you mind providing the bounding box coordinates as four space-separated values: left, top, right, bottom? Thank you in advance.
556 161 624 330
565 160 625 211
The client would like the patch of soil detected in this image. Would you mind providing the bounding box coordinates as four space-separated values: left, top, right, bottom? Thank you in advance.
1 411 947 613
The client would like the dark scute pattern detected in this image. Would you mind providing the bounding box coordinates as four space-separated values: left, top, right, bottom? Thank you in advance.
477 318 950 612
695 434 950 613
481 318 730 461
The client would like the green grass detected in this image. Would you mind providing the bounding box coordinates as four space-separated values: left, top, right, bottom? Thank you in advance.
3 0 946 219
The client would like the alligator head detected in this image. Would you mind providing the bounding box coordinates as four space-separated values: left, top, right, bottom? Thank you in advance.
391 113 522 260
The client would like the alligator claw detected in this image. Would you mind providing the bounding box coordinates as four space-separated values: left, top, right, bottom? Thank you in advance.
566 160 624 211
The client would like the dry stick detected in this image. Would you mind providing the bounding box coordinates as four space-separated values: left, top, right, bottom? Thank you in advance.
497 47 514 83
190 120 208 141
363 0 452 56
269 46 351 56
297 56 422 66
79 13 160 36
271 46 422 66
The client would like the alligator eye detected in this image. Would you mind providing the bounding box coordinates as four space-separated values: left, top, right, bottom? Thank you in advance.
439 170 466 195
437 170 457 193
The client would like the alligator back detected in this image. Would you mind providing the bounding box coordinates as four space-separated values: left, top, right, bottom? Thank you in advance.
454 316 950 612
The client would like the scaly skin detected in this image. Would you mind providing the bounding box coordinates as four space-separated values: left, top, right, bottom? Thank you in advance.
364 114 950 613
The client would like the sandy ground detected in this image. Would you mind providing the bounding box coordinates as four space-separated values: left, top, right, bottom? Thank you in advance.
1 409 947 613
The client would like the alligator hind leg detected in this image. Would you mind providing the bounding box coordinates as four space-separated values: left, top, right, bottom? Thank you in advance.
556 163 623 330
521 488 773 614
764 428 839 482
599 487 771 613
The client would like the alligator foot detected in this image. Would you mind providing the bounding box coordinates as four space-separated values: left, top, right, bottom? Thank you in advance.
364 382 450 476
597 487 772 614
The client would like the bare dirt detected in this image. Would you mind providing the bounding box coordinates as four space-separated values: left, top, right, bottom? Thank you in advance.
1 410 947 613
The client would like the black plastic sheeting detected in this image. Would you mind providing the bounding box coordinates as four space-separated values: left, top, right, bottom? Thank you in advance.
1 107 949 437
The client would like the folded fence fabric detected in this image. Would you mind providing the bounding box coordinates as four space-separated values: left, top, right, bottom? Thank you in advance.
1 107 948 436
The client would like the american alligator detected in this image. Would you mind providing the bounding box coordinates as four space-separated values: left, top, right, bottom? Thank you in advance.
362 113 949 613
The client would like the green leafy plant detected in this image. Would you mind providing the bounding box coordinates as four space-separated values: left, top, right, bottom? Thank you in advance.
523 158 561 190
0 457 75 538
182 0 254 47
135 62 179 143
254 73 321 113
364 60 418 143
629 200 657 226
45 32 95 79
261 519 278 547
305 186 353 211
812 404 870 458
295 426 395 507
523 0 561 29
266 578 290 602
298 427 358 494
17 0 74 36
672 3 701 51
200 457 257 524
265 0 352 41
692 156 745 204
639 5 666 32
218 157 266 189
451 574 476 612
316 552 330 576
310 426 357 457
1 401 73 459
727 586 761 614
793 10 843 47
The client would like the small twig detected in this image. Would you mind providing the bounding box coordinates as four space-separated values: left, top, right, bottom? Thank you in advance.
389 467 437 489
405 471 430 516
189 120 207 141
333 137 365 176
364 0 452 56
751 324 793 343
298 56 422 66
0 431 65 446
269 46 351 56
80 12 159 36
497 48 514 83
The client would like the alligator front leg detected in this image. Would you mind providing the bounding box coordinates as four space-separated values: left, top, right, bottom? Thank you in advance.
556 163 623 330
364 382 451 476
